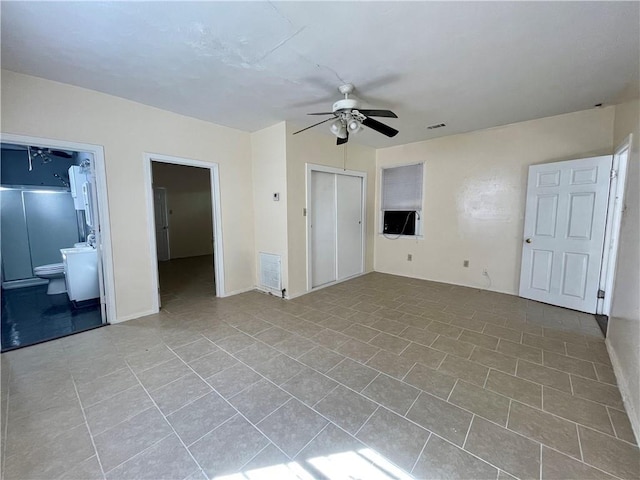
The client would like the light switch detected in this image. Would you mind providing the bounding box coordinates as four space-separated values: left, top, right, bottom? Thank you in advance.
273 193 280 201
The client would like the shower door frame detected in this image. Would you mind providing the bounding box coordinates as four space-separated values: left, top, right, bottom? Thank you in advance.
1 186 82 287
0 133 116 324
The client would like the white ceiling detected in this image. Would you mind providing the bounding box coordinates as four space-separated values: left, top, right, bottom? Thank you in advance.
1 2 638 148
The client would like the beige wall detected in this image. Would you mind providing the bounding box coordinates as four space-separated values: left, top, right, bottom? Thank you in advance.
2 70 633 383
251 122 289 292
251 122 377 298
286 124 377 298
152 162 214 259
608 98 640 439
375 107 615 294
1 70 254 320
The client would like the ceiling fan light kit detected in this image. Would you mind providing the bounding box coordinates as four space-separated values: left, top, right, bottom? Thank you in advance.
330 119 348 139
293 83 399 145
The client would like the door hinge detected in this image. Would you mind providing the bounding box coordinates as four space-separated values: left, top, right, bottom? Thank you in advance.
610 169 618 179
597 289 605 299
303 208 307 216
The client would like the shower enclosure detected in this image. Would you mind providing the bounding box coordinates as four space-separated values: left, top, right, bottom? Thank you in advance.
1 187 80 288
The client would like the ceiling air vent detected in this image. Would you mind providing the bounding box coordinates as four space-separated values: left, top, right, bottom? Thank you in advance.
427 123 446 130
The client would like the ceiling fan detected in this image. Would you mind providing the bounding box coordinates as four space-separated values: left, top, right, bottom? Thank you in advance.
293 84 399 145
29 146 74 162
2 143 74 159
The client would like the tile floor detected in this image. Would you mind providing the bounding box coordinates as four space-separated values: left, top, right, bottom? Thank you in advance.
1 284 103 352
1 264 638 480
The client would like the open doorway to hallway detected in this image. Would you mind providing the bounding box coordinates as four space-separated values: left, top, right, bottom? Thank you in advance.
151 161 216 308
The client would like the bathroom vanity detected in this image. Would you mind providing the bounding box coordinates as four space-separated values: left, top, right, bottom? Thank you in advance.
61 246 100 302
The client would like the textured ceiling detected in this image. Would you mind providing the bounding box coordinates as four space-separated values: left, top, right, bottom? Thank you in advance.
1 2 638 148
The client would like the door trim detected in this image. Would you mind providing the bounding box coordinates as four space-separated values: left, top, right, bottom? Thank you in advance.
305 163 367 292
0 132 116 323
143 153 225 311
597 134 632 316
153 187 170 261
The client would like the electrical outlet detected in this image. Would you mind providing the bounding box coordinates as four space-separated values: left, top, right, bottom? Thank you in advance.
407 254 412 261
463 260 469 267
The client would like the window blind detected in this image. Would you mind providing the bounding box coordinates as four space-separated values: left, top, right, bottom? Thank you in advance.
382 163 423 211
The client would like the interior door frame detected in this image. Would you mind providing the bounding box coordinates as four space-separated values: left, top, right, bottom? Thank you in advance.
306 163 367 292
143 153 225 311
597 134 632 316
153 186 170 261
0 132 116 323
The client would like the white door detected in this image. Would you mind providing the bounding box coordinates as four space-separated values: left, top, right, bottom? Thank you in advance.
519 156 612 313
310 169 365 289
310 172 337 288
337 175 363 280
153 187 170 262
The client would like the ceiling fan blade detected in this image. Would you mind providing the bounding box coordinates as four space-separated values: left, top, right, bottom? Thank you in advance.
307 112 335 116
357 109 397 118
362 117 399 137
337 133 349 145
50 150 73 159
292 117 335 135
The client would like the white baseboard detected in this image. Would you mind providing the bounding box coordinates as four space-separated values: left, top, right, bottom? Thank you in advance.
220 286 256 297
301 271 369 297
254 286 287 298
605 339 640 444
372 268 517 296
284 290 306 300
112 309 157 324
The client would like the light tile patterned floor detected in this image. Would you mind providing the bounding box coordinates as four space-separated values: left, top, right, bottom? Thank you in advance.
1 258 638 480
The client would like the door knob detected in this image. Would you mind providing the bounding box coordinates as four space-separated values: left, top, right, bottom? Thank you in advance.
525 238 532 244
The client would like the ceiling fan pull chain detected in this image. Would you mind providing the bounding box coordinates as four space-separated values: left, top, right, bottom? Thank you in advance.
343 143 347 170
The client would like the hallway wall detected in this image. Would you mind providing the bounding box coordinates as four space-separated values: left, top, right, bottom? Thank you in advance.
152 162 214 259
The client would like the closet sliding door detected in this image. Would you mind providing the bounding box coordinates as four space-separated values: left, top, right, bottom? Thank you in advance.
309 168 364 289
336 174 363 280
310 171 337 288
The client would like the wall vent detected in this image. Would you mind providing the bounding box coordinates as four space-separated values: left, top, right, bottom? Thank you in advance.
427 123 446 130
259 253 281 292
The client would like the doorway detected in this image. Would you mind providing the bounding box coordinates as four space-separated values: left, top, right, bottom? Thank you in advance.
307 164 366 290
153 187 170 262
144 154 224 312
518 152 628 316
597 136 631 316
0 134 114 351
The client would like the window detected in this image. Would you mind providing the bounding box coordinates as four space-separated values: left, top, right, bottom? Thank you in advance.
381 163 423 236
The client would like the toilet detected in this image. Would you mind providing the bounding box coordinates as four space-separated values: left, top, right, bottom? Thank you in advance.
33 242 88 295
33 263 66 295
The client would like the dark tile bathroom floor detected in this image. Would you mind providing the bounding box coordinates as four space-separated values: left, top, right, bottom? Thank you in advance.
1 284 103 352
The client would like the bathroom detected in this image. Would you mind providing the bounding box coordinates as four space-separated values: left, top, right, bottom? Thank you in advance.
0 143 105 351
